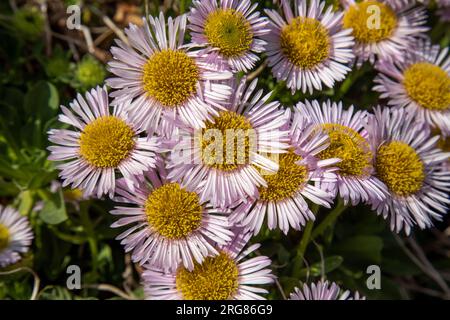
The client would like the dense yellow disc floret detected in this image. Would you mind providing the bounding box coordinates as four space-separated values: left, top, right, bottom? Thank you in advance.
280 17 330 68
0 224 10 251
376 141 425 196
176 252 239 300
145 183 203 239
79 116 135 168
201 111 254 171
343 1 397 43
259 151 308 201
142 49 199 107
204 9 253 58
403 62 450 111
318 123 372 177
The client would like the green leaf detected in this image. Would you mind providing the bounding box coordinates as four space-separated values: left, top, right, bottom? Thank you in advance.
0 177 20 196
332 235 383 264
39 189 68 225
0 157 27 180
17 190 35 216
0 87 24 123
279 276 301 297
24 80 59 122
339 265 364 279
310 255 344 276
96 244 113 274
297 255 344 278
38 286 73 300
27 168 58 190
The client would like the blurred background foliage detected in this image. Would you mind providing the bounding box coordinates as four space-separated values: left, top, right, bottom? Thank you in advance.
0 0 449 300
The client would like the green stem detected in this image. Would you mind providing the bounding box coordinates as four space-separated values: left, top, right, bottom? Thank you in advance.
311 198 346 241
336 64 369 100
87 238 98 270
79 204 98 271
292 220 314 278
267 81 285 103
297 220 314 260
36 189 49 200
144 0 149 17
180 0 187 14
0 119 20 159
292 204 320 276
49 226 87 245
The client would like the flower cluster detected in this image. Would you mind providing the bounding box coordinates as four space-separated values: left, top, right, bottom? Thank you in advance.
28 0 449 300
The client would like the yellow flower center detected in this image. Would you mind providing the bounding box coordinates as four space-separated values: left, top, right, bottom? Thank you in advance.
142 49 199 107
0 223 10 251
258 151 308 201
375 141 425 196
145 183 203 239
318 123 372 177
280 17 330 69
79 116 135 168
200 111 254 171
343 0 397 43
176 252 239 300
403 62 450 111
204 9 253 58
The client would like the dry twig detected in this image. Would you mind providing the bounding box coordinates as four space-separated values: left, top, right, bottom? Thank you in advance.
83 284 136 300
90 6 129 46
0 267 40 300
247 59 268 82
52 31 110 62
394 234 450 299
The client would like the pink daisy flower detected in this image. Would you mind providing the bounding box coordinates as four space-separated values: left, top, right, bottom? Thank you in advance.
264 0 355 94
48 86 159 198
383 0 429 9
290 280 365 300
166 77 290 209
0 205 33 268
142 231 274 300
367 106 450 234
188 0 269 72
296 100 387 206
230 109 339 235
107 13 232 136
110 163 233 271
341 0 429 65
374 40 450 132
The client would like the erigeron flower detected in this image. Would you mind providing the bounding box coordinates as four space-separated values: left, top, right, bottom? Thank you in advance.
289 280 365 300
230 109 339 235
341 0 428 65
188 0 269 72
107 13 232 136
110 163 233 271
0 205 33 268
296 100 387 206
264 0 355 93
142 231 274 300
167 77 290 208
374 40 450 132
48 86 159 198
367 106 450 234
